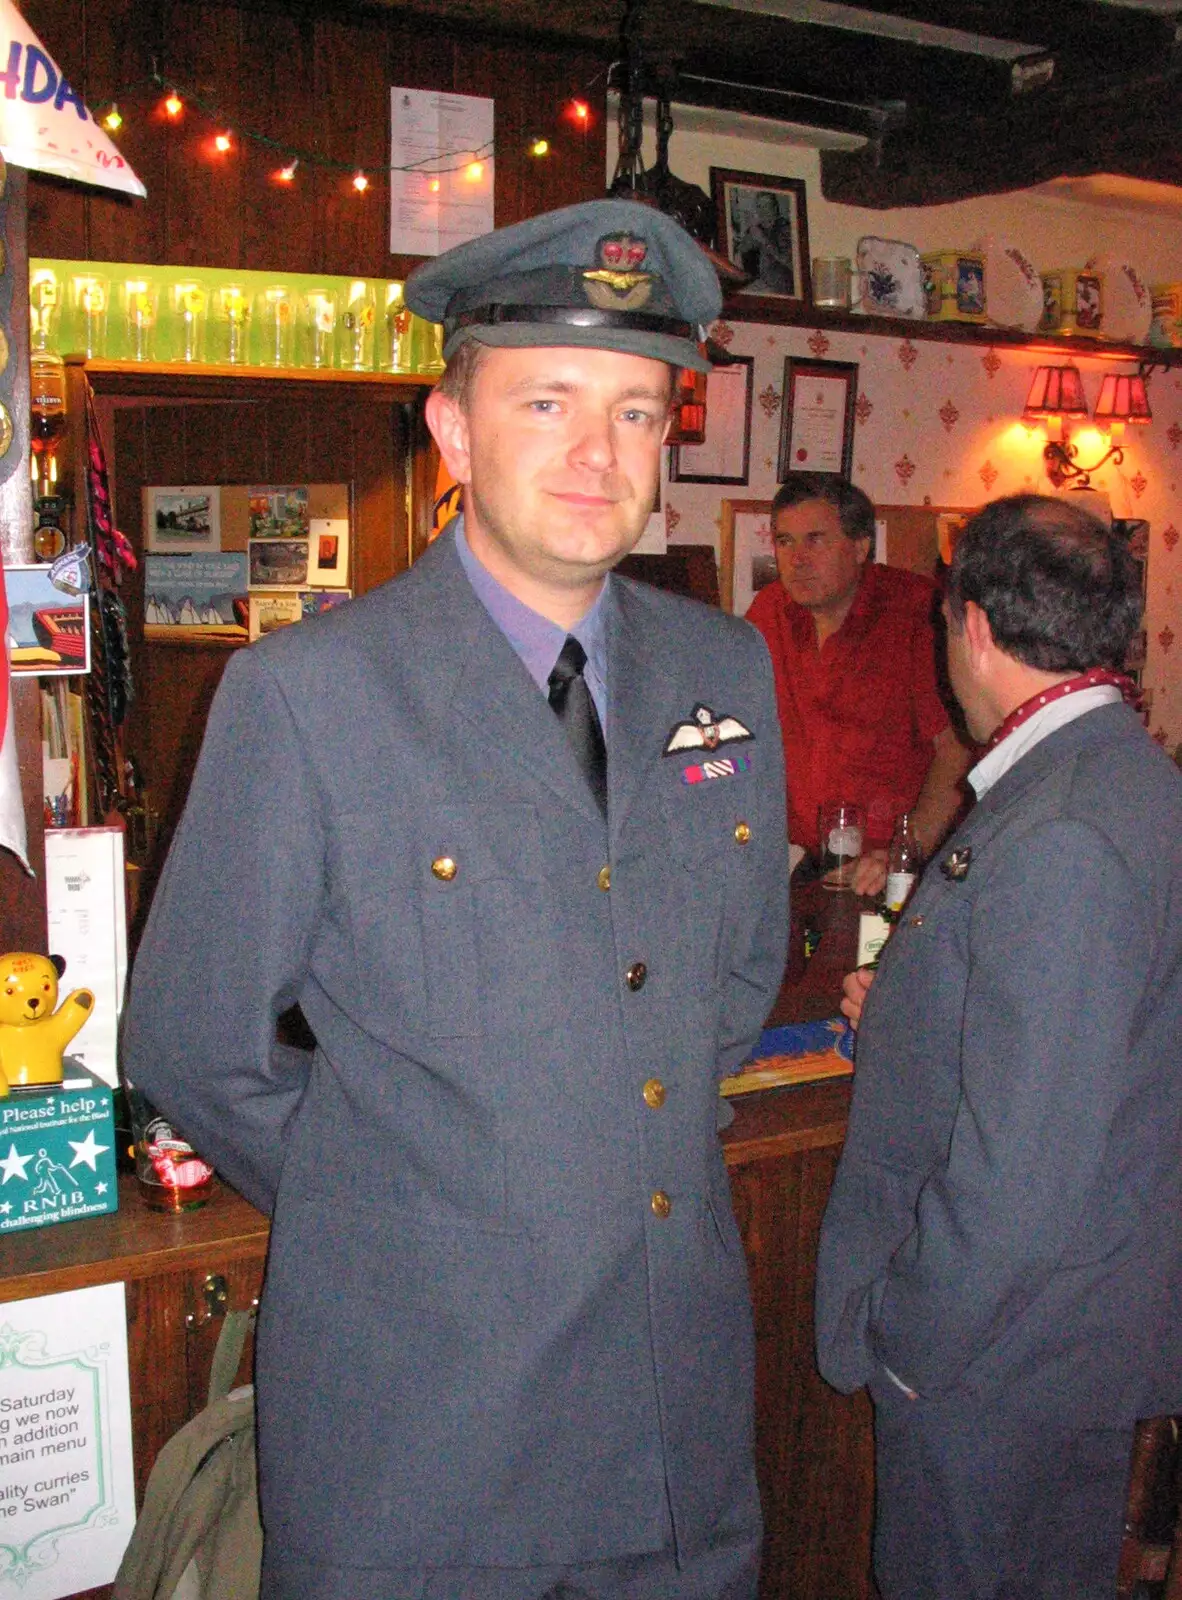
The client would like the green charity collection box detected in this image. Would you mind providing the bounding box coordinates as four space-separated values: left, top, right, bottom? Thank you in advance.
0 1061 117 1234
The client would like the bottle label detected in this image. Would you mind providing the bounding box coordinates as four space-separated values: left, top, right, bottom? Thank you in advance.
884 870 916 913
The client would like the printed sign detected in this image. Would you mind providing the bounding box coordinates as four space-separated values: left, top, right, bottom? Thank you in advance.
0 1282 134 1595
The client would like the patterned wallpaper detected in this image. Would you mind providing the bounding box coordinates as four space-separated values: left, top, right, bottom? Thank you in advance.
663 316 1182 754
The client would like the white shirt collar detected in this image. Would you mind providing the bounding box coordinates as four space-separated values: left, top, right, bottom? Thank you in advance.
969 686 1122 799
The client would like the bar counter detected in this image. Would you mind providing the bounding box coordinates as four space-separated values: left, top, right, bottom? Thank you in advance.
0 882 873 1600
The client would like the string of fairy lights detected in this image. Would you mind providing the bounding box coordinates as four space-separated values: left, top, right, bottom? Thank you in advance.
97 71 596 195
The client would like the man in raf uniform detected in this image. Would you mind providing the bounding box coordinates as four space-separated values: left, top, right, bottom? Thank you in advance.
816 494 1182 1599
123 199 788 1600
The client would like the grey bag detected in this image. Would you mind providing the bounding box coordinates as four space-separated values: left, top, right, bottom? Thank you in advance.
113 1309 261 1600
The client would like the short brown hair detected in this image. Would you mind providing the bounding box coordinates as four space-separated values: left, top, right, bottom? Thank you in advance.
434 336 489 410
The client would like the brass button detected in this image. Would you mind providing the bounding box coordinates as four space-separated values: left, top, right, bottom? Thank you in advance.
734 821 751 845
642 1078 666 1109
431 856 457 882
909 914 925 927
597 865 611 891
651 1190 672 1219
625 961 647 992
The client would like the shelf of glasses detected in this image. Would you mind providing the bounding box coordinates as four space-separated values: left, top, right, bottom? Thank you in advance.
70 356 438 398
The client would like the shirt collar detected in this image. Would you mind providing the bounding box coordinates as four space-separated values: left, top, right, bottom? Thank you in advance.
969 685 1122 798
453 517 610 707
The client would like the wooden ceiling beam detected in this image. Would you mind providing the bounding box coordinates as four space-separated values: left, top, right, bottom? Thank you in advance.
820 65 1182 206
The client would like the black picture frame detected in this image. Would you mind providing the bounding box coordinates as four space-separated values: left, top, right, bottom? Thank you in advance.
776 357 858 481
710 168 811 323
669 355 754 486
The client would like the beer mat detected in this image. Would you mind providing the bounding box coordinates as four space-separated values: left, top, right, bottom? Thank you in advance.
720 1017 855 1097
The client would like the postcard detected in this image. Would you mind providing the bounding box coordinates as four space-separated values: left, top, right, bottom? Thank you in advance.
144 485 221 554
143 552 248 637
309 516 349 587
249 485 310 539
249 538 310 590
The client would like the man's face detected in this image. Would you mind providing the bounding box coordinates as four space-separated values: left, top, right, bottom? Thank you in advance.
437 344 670 599
755 193 778 227
772 498 870 617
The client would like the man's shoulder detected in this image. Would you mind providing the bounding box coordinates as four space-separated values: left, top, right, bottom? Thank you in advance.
865 561 939 610
614 572 761 651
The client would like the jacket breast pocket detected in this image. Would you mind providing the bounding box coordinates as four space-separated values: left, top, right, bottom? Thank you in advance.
420 802 553 1041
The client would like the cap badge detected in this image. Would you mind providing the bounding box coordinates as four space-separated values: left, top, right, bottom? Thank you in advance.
939 845 973 881
664 703 753 756
583 232 653 311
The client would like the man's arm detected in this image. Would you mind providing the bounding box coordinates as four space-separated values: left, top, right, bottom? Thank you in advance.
910 724 974 859
870 818 1148 1396
716 634 790 1074
121 648 326 1214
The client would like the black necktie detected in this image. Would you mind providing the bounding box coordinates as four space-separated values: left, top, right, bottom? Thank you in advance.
547 635 607 815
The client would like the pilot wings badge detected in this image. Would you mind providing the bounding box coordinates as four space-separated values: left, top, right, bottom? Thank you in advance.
664 703 754 756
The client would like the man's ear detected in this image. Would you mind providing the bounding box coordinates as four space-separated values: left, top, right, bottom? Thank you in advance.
425 389 472 487
962 599 995 664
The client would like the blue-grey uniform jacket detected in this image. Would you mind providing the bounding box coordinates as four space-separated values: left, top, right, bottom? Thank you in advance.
123 528 788 1575
816 702 1182 1427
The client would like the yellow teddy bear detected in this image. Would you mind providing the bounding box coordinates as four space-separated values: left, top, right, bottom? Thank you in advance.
0 952 95 1096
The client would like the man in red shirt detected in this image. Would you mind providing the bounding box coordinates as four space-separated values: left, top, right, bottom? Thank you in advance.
747 474 971 889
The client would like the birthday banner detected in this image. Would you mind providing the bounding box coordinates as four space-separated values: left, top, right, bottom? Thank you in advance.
0 0 145 196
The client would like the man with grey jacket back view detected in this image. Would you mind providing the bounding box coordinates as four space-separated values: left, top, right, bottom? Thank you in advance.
817 492 1182 1599
122 199 788 1600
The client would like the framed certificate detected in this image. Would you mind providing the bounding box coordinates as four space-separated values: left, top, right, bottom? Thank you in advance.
777 357 858 480
669 355 754 485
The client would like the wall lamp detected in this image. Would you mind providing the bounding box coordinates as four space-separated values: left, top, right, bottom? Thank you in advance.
1023 364 1152 488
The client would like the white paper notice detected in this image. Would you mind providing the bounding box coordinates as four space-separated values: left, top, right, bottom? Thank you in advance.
390 88 494 256
44 829 127 1088
0 1282 135 1596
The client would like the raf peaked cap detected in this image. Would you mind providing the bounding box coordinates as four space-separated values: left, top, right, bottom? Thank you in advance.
405 199 721 372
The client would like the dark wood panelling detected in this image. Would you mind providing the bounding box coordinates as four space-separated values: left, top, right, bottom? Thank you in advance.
27 1 607 274
107 379 414 915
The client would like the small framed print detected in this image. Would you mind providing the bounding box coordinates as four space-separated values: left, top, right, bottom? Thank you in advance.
777 358 858 480
711 168 810 321
719 498 775 616
669 356 754 486
3 565 90 676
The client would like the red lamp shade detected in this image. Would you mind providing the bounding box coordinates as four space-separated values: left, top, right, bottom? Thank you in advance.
1023 364 1089 420
1093 372 1152 424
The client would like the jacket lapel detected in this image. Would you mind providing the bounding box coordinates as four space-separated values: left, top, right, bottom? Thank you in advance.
606 578 679 847
437 539 606 823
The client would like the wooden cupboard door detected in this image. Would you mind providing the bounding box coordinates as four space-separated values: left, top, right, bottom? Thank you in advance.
125 1254 266 1510
730 1140 877 1600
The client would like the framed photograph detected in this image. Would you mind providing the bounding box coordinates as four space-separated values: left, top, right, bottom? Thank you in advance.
144 486 221 554
711 169 810 320
719 499 775 616
3 565 90 676
669 356 754 486
777 358 858 480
